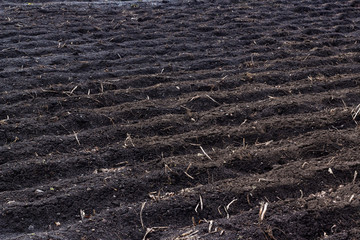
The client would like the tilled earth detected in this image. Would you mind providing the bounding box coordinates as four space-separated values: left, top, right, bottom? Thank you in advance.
1 0 360 239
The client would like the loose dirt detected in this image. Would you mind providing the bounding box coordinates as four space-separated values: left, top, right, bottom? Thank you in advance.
1 0 360 239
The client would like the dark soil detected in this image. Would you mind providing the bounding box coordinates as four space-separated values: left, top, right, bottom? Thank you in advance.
1 0 360 239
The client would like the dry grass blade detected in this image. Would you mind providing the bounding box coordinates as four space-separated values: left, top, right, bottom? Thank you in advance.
195 195 203 214
351 104 360 123
208 220 214 233
195 202 200 214
200 146 213 161
100 82 104 93
226 199 237 211
175 229 199 239
123 133 135 148
0 115 9 125
186 163 192 172
70 85 78 94
223 199 238 219
224 206 229 219
184 163 194 179
164 164 173 173
205 94 220 105
73 131 80 145
259 202 268 222
80 209 85 220
142 227 168 240
140 202 146 229
352 170 358 184
184 171 194 179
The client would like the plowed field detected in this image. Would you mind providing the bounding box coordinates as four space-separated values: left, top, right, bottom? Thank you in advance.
1 0 360 239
